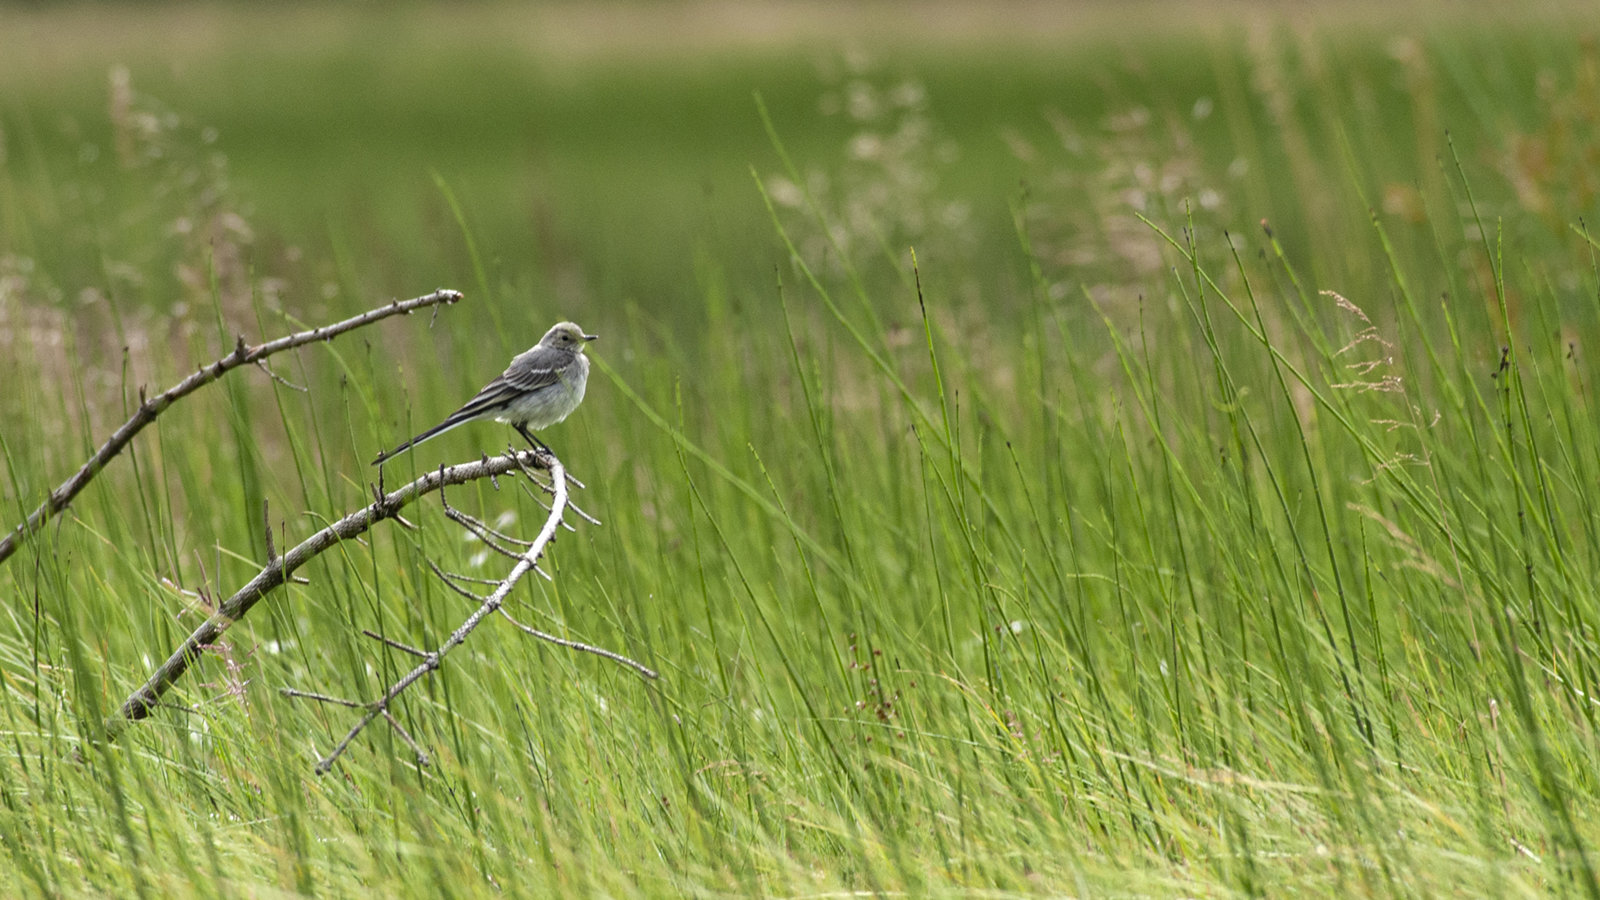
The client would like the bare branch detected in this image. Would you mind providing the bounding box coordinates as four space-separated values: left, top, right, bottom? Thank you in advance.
509 452 555 491
253 359 308 392
516 484 584 532
279 688 363 708
310 455 654 774
498 610 659 682
0 289 464 568
424 558 500 588
511 453 599 527
425 560 492 599
444 505 535 548
309 455 577 774
106 448 547 736
361 629 429 659
443 506 531 558
565 501 601 528
382 710 431 768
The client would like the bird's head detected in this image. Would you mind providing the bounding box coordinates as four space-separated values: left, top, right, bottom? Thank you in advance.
540 321 599 352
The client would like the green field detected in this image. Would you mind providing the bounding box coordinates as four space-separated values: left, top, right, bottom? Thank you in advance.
6 2 1600 896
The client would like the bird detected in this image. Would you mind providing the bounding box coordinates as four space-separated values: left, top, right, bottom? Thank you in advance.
372 321 597 466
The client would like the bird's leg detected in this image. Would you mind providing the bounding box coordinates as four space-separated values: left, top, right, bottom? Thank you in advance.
514 424 551 454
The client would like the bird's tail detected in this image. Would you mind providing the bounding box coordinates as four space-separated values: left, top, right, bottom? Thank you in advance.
371 411 475 466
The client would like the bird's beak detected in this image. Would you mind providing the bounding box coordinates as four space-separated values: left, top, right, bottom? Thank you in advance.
583 333 598 342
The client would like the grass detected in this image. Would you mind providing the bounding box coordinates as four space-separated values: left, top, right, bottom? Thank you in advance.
5 2 1600 896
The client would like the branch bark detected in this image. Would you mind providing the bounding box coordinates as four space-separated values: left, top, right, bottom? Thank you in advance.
0 288 464 568
106 448 544 737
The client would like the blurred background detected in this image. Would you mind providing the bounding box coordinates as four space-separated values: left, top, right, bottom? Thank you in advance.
8 0 1591 453
10 1 1578 345
4 1 1590 356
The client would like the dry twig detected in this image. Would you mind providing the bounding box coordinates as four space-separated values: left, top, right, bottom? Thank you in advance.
106 448 542 736
0 289 463 567
285 454 655 774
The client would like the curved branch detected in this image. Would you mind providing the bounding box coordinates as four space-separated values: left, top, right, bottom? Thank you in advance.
0 288 464 568
307 455 577 773
106 448 543 736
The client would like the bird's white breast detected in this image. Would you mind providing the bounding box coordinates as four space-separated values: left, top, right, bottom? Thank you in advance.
495 353 589 430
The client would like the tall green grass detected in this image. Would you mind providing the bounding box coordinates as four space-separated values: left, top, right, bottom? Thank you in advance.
4 7 1600 896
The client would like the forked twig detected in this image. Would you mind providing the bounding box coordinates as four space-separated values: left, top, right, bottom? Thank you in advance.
277 691 431 767
0 289 464 567
510 451 599 527
443 505 533 557
107 448 546 736
295 453 653 774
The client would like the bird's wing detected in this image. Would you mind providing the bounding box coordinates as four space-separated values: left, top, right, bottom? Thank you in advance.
447 347 569 418
372 346 576 466
496 347 571 393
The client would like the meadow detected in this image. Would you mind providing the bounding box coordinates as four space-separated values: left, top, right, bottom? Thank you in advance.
4 2 1600 895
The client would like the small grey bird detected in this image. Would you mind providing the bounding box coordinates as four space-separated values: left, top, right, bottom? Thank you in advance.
373 321 597 466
